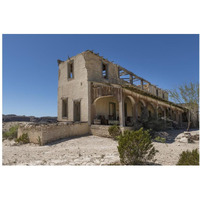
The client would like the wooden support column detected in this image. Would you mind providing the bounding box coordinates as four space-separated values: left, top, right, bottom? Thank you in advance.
147 83 150 92
155 105 159 120
133 102 138 122
141 80 144 90
119 90 125 127
91 103 96 124
175 110 179 124
145 103 149 119
164 109 167 123
169 108 172 120
129 75 133 85
144 106 148 120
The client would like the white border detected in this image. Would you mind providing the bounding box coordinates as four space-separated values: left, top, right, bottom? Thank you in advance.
1 1 200 200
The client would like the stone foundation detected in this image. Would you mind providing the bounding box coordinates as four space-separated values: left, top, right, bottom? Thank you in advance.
90 125 134 137
18 122 89 145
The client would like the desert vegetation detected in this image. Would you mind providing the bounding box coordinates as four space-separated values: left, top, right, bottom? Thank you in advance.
16 133 30 144
3 125 18 140
177 149 199 165
117 128 158 165
108 125 121 140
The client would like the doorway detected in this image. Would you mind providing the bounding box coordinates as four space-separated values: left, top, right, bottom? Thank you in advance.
74 101 81 122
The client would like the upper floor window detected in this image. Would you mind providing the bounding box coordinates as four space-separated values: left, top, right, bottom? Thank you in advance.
68 61 74 79
102 63 108 79
156 89 158 97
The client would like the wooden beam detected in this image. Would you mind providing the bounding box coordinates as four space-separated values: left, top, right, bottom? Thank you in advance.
133 79 140 82
119 71 128 76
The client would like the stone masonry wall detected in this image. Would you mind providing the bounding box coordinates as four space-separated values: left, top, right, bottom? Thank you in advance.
18 122 89 145
90 125 133 137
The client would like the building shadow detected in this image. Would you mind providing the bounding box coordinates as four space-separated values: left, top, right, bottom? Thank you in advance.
45 133 92 146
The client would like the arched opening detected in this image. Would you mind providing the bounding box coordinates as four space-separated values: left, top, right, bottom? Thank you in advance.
171 110 176 121
158 107 164 119
93 96 119 125
147 103 156 120
124 96 135 126
166 108 171 120
182 112 188 123
137 100 146 122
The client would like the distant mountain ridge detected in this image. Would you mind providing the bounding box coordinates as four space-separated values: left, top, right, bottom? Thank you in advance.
3 114 57 123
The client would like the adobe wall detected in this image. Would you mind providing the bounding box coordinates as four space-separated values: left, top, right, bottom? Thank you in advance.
18 122 89 145
94 96 132 120
90 125 134 137
18 124 43 144
57 53 89 122
148 85 168 100
83 51 121 85
95 97 119 119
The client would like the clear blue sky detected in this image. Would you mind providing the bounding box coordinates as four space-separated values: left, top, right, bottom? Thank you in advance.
3 34 199 117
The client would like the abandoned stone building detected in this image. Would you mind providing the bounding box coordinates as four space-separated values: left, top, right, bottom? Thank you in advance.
57 50 187 135
18 50 190 144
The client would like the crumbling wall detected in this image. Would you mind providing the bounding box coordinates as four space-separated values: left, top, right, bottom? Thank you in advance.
18 124 43 144
90 125 133 137
18 122 89 145
84 51 120 84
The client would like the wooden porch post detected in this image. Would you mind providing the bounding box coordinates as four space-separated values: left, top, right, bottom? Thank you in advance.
119 89 125 127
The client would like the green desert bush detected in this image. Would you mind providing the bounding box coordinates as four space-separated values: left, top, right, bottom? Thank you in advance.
177 149 199 165
117 128 158 165
3 125 18 140
16 133 29 144
108 125 121 140
154 136 166 143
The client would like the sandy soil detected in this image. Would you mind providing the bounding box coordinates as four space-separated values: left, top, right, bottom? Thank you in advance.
153 129 199 165
2 136 119 165
2 123 199 165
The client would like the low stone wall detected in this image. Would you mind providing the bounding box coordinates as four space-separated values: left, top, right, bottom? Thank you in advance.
90 125 134 137
18 122 89 145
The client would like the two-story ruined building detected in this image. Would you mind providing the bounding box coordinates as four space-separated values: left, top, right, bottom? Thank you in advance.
18 50 188 144
57 50 186 135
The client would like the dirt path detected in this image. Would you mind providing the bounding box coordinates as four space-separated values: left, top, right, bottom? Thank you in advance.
2 129 199 166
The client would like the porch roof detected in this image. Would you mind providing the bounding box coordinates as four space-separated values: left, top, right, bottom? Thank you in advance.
90 81 187 111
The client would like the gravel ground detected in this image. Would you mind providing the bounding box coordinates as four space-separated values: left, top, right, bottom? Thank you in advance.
2 124 199 166
2 135 120 166
153 138 199 165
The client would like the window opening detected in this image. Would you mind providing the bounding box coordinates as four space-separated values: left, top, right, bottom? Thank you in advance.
68 62 74 79
62 98 68 118
102 63 108 79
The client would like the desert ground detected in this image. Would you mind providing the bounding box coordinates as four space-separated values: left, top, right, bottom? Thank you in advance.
2 122 199 166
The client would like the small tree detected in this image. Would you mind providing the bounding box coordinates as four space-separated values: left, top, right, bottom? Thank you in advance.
117 128 158 165
177 149 199 165
168 82 199 130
